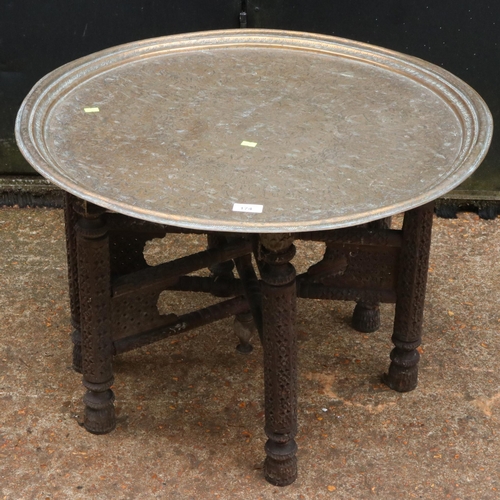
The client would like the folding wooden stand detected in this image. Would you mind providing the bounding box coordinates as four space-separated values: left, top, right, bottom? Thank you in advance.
65 192 434 486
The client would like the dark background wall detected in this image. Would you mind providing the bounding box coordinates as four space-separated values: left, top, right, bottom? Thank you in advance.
1 0 498 196
246 1 500 196
0 0 241 174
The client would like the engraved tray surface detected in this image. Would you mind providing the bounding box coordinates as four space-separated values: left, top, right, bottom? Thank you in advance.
16 30 492 232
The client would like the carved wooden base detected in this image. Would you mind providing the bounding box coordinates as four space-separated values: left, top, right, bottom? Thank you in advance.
63 189 436 485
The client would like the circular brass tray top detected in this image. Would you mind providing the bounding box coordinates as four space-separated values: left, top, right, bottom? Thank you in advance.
16 29 492 233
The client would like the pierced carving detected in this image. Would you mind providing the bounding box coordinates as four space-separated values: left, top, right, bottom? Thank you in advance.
64 193 82 372
384 203 434 392
109 232 156 277
75 201 115 434
64 190 434 487
352 301 381 333
260 235 298 486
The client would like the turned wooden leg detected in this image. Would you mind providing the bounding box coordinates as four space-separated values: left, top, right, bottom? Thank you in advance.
260 233 298 486
75 200 116 434
208 233 253 352
384 203 434 392
234 311 255 354
207 233 235 283
64 193 83 373
351 217 391 334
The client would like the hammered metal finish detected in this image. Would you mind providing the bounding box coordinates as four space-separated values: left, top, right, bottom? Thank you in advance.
16 29 492 233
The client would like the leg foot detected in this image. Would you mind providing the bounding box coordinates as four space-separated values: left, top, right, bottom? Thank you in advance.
83 383 116 434
264 439 298 486
352 301 380 333
383 340 420 392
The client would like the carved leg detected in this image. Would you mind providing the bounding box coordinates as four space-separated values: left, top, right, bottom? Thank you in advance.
208 233 253 352
384 203 434 392
351 217 391 333
207 233 235 283
64 193 83 372
75 200 116 434
260 234 298 486
234 311 255 354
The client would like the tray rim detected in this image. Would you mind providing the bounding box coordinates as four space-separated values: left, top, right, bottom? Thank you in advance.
15 28 494 233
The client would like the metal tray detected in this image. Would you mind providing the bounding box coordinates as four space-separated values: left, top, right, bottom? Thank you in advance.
16 29 493 232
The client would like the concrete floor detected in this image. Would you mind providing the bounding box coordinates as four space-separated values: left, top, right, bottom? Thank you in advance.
1 207 499 499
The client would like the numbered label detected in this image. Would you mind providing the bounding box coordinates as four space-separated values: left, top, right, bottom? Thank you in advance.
233 203 263 213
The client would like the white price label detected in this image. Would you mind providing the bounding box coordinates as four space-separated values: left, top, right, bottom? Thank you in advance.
232 203 263 213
